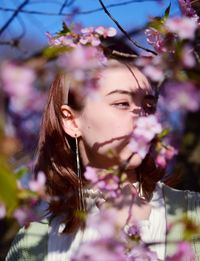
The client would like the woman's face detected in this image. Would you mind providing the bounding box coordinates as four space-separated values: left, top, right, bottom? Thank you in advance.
76 62 156 171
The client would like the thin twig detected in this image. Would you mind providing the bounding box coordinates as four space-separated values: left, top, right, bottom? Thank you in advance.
59 0 69 15
112 50 138 58
0 0 29 36
0 0 156 16
98 0 157 55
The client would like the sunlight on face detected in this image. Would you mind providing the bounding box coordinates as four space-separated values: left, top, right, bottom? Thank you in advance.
78 61 156 170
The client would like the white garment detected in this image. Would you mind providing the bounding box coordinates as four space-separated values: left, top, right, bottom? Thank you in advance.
139 182 166 261
48 182 166 261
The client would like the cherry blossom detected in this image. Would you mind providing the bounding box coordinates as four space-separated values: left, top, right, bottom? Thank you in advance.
29 171 46 192
181 44 196 68
133 115 162 142
165 82 200 112
179 0 199 22
128 243 158 260
95 26 117 37
156 145 177 168
72 238 126 261
145 28 166 53
84 166 98 183
13 207 38 226
166 241 195 261
165 17 198 40
87 208 119 238
46 32 76 47
0 62 35 98
129 137 150 159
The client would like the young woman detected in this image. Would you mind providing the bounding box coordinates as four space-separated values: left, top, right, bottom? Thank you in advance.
6 43 200 261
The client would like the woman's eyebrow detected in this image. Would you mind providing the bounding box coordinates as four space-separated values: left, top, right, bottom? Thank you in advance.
105 89 134 96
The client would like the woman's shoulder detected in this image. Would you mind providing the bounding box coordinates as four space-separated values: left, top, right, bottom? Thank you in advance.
6 219 49 261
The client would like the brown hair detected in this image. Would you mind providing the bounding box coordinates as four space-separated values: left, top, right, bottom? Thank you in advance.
34 75 84 232
35 67 165 233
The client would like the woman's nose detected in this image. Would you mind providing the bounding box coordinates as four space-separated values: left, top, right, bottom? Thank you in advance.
131 107 145 116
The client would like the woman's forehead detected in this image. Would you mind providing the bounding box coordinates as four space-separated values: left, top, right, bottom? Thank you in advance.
97 64 151 95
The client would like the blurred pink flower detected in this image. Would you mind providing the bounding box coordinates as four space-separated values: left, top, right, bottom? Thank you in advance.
0 203 6 219
13 207 38 226
129 115 162 159
97 174 120 192
87 208 118 238
0 62 35 98
95 26 117 37
72 238 126 261
84 167 98 183
128 244 158 260
179 0 199 22
165 17 198 40
58 45 106 74
156 154 167 168
133 115 162 142
29 171 46 192
156 145 177 168
145 28 166 53
165 82 200 112
46 32 76 47
181 45 196 68
129 137 150 159
143 64 164 82
166 241 195 261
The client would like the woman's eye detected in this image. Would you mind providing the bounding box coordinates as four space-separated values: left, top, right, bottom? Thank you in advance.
143 101 156 114
112 102 130 110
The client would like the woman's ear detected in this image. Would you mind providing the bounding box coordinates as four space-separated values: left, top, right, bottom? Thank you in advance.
61 105 81 138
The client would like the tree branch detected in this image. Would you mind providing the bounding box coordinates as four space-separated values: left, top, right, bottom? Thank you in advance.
98 0 157 55
0 0 29 36
0 0 156 16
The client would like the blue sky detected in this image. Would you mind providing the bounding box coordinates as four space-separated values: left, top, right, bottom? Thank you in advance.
0 0 181 57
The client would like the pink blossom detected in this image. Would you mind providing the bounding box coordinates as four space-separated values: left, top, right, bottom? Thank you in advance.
0 203 6 219
0 62 35 98
145 28 166 53
95 26 117 37
13 207 38 226
133 115 162 142
29 171 46 192
80 34 101 46
166 241 195 261
181 45 196 68
84 167 98 183
129 137 150 159
46 32 76 47
156 154 167 168
129 115 162 159
165 82 200 112
72 238 126 261
87 208 118 238
179 0 199 22
128 244 158 260
156 145 177 168
97 174 120 192
143 64 164 82
165 17 198 40
80 27 101 46
126 224 141 238
58 45 106 73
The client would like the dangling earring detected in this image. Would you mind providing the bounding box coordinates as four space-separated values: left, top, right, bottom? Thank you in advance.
75 135 85 212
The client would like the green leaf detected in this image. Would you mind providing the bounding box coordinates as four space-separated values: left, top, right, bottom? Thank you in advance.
0 157 18 213
56 22 71 36
158 128 171 139
43 46 73 59
164 3 171 19
15 166 28 180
